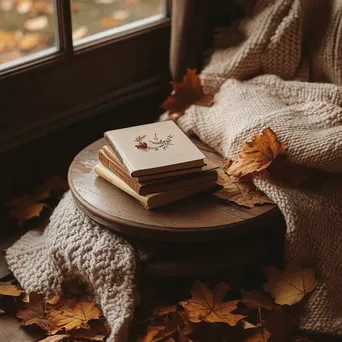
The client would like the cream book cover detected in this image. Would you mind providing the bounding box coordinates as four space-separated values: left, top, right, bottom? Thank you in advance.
104 121 205 177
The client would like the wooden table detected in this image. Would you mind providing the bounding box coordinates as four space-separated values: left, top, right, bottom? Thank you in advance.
68 138 284 276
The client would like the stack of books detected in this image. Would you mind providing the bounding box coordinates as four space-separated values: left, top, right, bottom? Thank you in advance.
95 121 219 209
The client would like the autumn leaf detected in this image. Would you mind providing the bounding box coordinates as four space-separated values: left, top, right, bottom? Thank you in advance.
241 290 273 310
0 30 22 52
39 335 70 342
152 304 177 318
70 328 106 341
180 280 245 326
263 262 317 305
242 328 271 342
48 301 101 334
18 33 46 51
0 281 24 297
16 292 51 332
215 167 273 208
162 69 214 115
228 128 287 178
142 324 175 342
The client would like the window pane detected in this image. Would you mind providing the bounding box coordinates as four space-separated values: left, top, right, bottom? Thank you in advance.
0 0 57 68
71 0 164 44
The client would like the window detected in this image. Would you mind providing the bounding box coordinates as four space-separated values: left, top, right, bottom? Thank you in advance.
0 0 171 153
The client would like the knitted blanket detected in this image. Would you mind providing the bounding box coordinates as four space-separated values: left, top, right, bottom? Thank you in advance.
165 0 342 334
6 192 136 342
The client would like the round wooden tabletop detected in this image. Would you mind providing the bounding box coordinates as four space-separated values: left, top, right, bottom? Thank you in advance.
68 138 279 242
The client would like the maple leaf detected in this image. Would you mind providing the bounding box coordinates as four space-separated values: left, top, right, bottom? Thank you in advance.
162 69 214 115
263 262 317 306
215 167 273 208
0 281 24 296
16 292 51 332
241 290 274 310
180 280 245 326
48 301 101 334
242 328 271 342
228 128 287 178
70 328 106 341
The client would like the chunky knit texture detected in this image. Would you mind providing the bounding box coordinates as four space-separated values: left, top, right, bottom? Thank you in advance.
6 192 136 342
161 0 342 334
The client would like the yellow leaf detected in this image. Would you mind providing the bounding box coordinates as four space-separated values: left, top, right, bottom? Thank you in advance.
0 281 23 296
263 262 317 305
162 69 213 115
48 302 101 334
180 280 245 326
215 168 273 208
241 290 274 310
228 128 287 178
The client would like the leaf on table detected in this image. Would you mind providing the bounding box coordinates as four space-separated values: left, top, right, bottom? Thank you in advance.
39 335 70 342
228 128 287 178
24 16 48 31
48 301 101 334
72 26 88 41
16 292 51 332
215 167 273 208
180 280 245 326
18 33 46 51
0 281 24 297
241 290 274 310
242 328 271 342
263 262 317 306
162 69 214 116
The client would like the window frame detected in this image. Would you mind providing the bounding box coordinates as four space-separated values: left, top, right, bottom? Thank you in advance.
0 0 171 153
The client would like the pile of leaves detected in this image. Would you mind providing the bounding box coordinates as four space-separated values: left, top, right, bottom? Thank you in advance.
0 261 317 342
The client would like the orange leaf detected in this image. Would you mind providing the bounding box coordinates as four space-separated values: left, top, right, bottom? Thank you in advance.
180 280 245 325
18 33 46 51
228 128 287 178
263 262 317 306
0 281 23 296
162 69 213 115
48 301 101 334
242 328 271 342
38 335 70 342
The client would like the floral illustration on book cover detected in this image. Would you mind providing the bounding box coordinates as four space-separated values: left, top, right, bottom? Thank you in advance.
134 133 174 151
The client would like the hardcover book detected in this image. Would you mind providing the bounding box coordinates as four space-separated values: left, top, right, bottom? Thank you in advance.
95 163 219 209
104 121 205 177
99 147 218 195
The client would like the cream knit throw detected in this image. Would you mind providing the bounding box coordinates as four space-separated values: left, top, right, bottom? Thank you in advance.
162 0 342 334
6 192 136 342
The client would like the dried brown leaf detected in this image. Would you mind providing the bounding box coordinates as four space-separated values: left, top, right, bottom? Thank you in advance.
228 128 287 178
0 281 23 297
162 69 213 115
16 292 51 332
180 280 245 326
215 168 272 208
48 301 101 334
263 262 317 306
242 328 271 342
70 328 106 341
152 304 177 318
241 290 274 310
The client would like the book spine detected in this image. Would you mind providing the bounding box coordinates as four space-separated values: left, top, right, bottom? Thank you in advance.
104 133 134 176
99 152 140 193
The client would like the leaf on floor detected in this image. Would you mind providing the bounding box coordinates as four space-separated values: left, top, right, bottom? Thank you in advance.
0 281 24 297
180 280 245 325
263 262 317 306
242 327 271 342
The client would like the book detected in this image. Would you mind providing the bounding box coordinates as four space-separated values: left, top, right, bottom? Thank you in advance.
95 163 219 209
99 148 218 195
102 145 207 182
104 121 205 177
